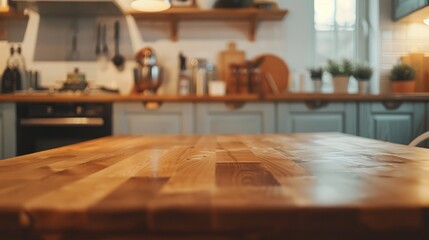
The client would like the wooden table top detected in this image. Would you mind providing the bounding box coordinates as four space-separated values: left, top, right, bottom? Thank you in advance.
1 133 429 239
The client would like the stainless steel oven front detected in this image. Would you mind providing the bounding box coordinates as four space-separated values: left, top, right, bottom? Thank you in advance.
17 103 112 156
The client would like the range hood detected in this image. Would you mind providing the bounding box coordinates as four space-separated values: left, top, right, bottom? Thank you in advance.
12 0 124 17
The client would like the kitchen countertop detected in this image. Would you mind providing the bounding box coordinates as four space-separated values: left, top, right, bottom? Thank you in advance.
1 133 429 239
1 92 429 103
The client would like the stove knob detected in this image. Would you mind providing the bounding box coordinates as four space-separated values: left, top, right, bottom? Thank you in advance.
76 106 83 115
46 106 53 115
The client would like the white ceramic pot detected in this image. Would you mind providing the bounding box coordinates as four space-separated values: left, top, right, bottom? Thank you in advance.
312 79 322 92
332 76 349 93
357 80 369 94
197 0 216 9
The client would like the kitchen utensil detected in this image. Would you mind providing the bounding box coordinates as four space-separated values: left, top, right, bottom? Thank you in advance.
102 24 109 56
254 54 289 94
191 58 208 96
112 21 125 70
95 23 102 56
134 47 162 94
67 20 80 61
265 72 279 94
218 42 245 82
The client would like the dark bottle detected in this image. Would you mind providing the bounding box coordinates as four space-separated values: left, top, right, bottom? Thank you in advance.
2 46 22 93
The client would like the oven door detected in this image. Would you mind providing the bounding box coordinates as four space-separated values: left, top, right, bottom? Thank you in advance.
17 118 111 156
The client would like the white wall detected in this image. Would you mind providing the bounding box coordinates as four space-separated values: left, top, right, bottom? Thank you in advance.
4 0 315 95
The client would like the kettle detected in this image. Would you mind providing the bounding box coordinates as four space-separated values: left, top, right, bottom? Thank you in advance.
133 47 162 94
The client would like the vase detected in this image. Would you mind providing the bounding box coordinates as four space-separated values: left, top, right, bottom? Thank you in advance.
391 81 416 93
357 80 369 94
312 79 322 92
332 76 349 93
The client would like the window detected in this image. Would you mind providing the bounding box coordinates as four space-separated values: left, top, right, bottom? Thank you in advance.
314 0 367 63
313 0 372 92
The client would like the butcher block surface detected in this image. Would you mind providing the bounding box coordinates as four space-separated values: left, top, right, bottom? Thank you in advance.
1 133 429 239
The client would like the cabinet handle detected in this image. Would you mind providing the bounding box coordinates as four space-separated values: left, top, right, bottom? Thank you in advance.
225 102 246 110
382 101 402 110
142 101 163 110
305 101 328 110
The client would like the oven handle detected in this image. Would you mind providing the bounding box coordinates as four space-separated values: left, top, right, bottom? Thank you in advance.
20 118 104 126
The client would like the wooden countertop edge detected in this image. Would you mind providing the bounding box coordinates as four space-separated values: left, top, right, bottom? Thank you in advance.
0 93 429 103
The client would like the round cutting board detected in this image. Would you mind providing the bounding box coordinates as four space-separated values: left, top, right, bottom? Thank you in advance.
254 54 289 94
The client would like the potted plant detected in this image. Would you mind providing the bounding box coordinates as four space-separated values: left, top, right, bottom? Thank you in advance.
308 67 324 92
390 63 416 93
326 59 353 93
353 63 373 94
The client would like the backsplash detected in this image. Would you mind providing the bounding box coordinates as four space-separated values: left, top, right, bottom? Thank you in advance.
379 0 429 93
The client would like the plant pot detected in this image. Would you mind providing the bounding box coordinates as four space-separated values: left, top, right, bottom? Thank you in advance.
357 80 370 94
332 76 349 93
391 80 415 93
312 79 322 92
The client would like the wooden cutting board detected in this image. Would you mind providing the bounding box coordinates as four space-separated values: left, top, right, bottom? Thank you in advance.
401 52 429 92
218 42 245 82
254 54 289 94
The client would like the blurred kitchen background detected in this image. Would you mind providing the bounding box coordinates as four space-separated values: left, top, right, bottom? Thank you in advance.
1 0 429 94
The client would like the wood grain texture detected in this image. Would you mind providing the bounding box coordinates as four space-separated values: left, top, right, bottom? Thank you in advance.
0 134 429 239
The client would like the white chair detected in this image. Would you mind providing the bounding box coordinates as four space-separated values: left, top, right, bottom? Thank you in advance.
409 131 429 147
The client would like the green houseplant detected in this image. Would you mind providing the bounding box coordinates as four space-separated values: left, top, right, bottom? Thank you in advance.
326 59 353 93
353 63 373 94
308 67 324 92
390 63 416 93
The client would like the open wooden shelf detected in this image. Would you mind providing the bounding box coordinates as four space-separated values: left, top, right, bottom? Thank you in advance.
0 7 28 20
129 8 288 41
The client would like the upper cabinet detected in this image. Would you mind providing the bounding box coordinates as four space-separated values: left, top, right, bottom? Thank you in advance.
393 0 429 21
129 8 288 41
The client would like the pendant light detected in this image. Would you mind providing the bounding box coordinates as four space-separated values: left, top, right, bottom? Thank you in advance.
131 0 171 12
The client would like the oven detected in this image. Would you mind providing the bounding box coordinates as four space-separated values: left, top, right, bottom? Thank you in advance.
17 102 112 156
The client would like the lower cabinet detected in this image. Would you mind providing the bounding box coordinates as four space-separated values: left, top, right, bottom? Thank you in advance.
278 102 357 134
0 103 16 159
113 102 194 135
196 103 275 134
359 102 426 145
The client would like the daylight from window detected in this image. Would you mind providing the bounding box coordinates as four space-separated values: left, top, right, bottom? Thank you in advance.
314 0 356 63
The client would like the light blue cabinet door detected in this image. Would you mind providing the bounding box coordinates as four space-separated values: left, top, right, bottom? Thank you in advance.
278 102 357 134
196 103 275 134
113 102 194 135
359 102 426 145
0 103 16 159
